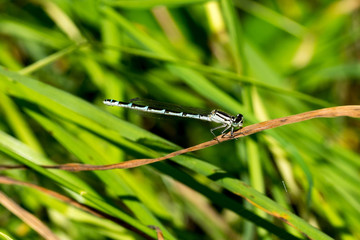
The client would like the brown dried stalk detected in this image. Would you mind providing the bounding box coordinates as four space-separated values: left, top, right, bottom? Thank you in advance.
0 105 359 171
0 189 60 240
0 176 158 240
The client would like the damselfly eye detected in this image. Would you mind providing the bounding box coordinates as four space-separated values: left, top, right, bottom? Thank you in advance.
235 114 243 123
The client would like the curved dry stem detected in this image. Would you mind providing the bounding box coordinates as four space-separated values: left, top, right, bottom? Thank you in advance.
1 105 359 171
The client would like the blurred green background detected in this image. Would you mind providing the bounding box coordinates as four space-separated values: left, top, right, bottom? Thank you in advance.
0 0 359 239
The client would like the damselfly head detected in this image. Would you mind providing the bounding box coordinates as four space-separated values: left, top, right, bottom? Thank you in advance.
232 114 244 127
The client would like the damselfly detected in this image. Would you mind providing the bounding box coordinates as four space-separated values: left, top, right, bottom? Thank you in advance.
103 98 244 137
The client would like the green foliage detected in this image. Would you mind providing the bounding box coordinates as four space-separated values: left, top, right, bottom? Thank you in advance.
0 0 359 239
